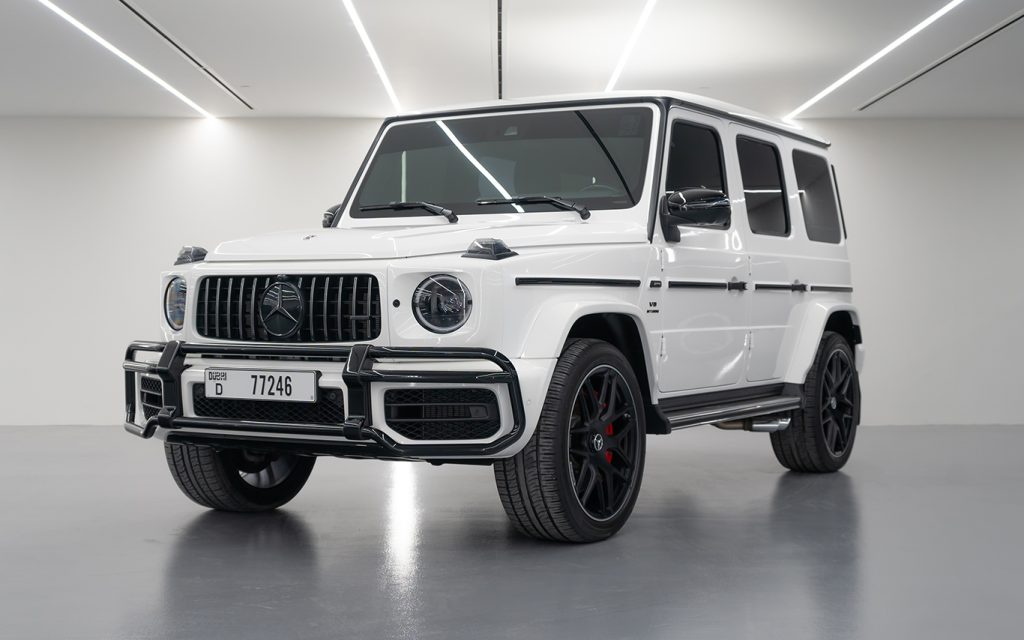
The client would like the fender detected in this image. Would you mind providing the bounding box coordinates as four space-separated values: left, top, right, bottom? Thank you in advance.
519 300 650 357
782 300 862 384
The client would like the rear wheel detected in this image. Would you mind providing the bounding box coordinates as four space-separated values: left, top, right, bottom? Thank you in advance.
494 339 646 542
165 442 315 511
771 331 860 473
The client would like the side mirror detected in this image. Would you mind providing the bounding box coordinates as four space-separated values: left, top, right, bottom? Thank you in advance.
322 203 344 228
661 188 731 242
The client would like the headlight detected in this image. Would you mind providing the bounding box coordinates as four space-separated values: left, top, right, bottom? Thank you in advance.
164 277 187 331
412 275 472 334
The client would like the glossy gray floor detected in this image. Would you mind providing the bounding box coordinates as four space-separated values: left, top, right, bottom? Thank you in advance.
2 425 1023 639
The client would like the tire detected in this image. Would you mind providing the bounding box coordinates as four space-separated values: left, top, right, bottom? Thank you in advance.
771 331 861 473
494 339 646 542
164 442 315 512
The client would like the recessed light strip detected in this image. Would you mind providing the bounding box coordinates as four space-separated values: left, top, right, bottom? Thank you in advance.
34 0 214 118
605 0 660 92
784 0 966 122
341 0 402 112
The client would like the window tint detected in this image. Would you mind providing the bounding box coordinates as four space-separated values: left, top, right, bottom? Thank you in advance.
737 137 789 236
793 150 842 243
353 107 653 216
665 122 726 194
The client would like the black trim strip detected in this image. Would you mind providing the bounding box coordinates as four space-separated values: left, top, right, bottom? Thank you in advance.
811 285 854 293
860 11 1024 112
118 1 253 111
668 281 727 290
515 277 641 288
755 283 808 292
668 280 748 291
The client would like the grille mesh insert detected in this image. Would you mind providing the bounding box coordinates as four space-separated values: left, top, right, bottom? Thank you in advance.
384 388 501 440
194 274 381 343
140 376 163 420
192 385 345 425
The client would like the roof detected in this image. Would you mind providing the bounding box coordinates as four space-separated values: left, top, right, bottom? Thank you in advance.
393 90 830 149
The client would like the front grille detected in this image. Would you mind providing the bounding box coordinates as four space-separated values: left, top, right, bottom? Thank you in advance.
194 275 381 343
140 376 163 419
384 388 501 440
192 385 345 425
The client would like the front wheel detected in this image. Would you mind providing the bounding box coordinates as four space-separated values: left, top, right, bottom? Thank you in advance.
494 339 646 542
165 442 315 511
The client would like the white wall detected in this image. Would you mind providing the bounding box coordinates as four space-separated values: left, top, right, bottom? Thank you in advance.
809 118 1024 426
1 116 1020 426
0 117 380 425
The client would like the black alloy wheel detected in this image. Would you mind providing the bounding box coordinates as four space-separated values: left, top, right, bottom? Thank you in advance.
819 348 857 457
568 365 642 521
494 339 647 542
771 331 861 473
228 450 304 489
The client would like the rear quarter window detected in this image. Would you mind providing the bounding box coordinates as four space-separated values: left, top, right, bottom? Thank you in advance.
793 150 842 244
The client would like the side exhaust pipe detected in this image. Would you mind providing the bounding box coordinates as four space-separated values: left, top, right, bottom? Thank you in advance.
714 415 792 433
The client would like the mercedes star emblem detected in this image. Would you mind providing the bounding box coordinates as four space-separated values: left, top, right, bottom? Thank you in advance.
260 282 304 338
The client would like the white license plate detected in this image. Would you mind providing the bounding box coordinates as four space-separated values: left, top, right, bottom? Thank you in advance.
204 369 317 403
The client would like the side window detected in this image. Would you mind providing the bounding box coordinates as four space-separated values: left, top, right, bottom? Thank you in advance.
737 137 789 236
665 121 726 195
793 150 842 243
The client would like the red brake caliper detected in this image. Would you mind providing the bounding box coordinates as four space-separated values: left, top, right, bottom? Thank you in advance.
605 423 614 463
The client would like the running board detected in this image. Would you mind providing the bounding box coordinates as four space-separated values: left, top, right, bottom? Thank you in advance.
661 396 802 431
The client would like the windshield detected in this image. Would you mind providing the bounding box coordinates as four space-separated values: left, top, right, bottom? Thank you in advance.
351 106 655 218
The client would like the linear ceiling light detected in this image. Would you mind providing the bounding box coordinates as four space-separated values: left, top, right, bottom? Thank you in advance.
34 0 214 118
605 0 660 92
341 0 402 112
784 0 966 122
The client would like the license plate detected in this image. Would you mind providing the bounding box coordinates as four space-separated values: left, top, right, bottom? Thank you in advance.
204 369 317 403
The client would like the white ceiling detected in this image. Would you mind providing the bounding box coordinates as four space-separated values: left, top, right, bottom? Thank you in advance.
1 0 1021 120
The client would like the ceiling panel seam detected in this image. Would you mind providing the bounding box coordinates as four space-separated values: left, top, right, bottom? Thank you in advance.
117 0 254 111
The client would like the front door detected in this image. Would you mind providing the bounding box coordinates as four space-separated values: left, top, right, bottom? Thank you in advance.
656 111 750 393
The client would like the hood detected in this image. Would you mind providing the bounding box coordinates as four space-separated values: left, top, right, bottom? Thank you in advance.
206 216 644 262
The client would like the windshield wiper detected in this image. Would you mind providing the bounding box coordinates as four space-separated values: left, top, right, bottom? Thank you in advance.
360 201 458 223
476 196 591 220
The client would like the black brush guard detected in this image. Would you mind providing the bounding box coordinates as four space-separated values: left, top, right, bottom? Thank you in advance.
123 341 526 460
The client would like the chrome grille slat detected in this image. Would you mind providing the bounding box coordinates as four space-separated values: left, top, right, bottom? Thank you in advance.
194 274 381 343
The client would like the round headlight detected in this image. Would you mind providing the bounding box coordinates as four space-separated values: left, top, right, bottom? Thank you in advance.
412 275 472 334
164 277 187 331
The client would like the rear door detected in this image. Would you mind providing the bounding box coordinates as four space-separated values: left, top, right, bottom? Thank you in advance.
727 126 797 382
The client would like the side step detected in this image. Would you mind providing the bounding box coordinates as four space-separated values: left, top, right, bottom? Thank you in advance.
661 395 802 431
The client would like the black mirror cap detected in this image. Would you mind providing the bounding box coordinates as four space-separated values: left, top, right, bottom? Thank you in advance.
462 238 518 260
322 203 344 228
174 245 207 265
665 188 731 228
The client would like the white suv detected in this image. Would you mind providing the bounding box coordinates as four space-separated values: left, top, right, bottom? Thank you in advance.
124 92 863 542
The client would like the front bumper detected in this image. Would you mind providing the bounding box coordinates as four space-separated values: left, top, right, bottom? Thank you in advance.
123 340 532 461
